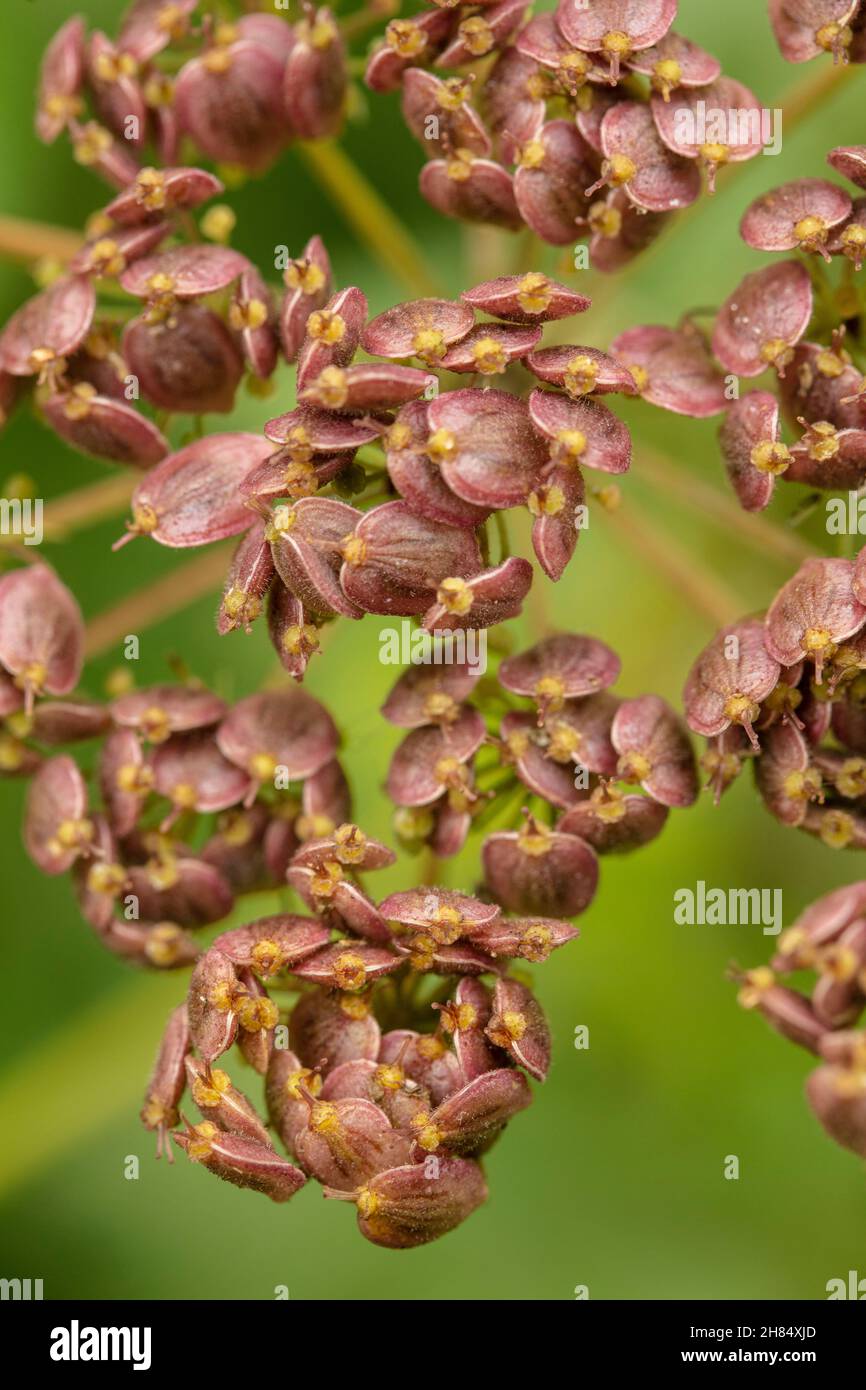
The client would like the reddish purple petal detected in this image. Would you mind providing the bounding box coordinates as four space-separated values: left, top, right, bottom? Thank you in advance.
500 633 621 706
290 989 381 1074
516 12 610 87
280 236 332 364
340 501 482 617
229 266 278 379
87 31 148 147
426 388 549 507
401 68 491 159
36 15 85 143
290 942 401 991
423 556 533 631
559 789 669 852
479 47 545 164
436 0 526 67
111 684 226 741
626 30 721 97
485 977 551 1080
284 9 347 141
529 461 584 581
500 709 586 809
652 78 766 187
118 1 199 64
420 156 523 231
754 721 817 827
301 362 434 412
542 692 620 775
385 402 492 530
120 244 248 301
778 341 866 433
514 119 598 245
0 276 95 377
296 286 367 393
362 298 474 365
269 496 364 621
769 0 860 63
24 754 91 874
711 262 813 378
216 687 338 784
439 323 541 375
683 618 781 746
175 41 291 171
70 222 170 278
598 100 700 212
557 0 678 73
461 272 590 324
128 856 234 927
718 390 788 512
381 663 481 729
218 522 275 635
386 706 486 807
104 166 222 226
117 433 268 549
765 556 866 680
42 389 168 467
741 178 851 259
418 1068 532 1155
152 729 253 818
828 144 866 191
0 564 83 708
525 344 638 397
366 13 456 94
482 818 599 916
528 389 631 473
611 693 698 806
611 323 726 416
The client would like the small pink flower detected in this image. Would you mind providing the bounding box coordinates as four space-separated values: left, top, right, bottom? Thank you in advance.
712 261 813 378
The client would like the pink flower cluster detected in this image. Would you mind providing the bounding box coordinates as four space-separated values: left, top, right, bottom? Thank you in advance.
736 881 866 1161
608 145 866 513
100 256 638 678
1 562 355 966
383 633 698 903
368 0 764 263
35 5 346 185
142 840 578 1245
684 550 866 850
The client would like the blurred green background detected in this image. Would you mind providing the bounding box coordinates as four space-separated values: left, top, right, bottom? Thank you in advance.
2 0 866 1301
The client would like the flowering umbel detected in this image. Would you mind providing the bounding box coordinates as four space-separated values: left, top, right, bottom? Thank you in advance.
368 0 764 264
683 551 866 849
139 832 579 1246
384 631 697 892
93 263 637 679
0 563 348 966
613 145 866 512
33 5 348 184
